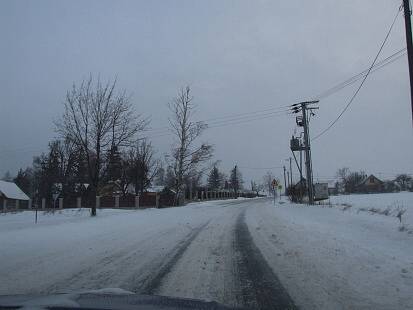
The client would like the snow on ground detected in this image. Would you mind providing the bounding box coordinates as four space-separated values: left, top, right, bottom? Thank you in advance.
328 191 413 228
247 199 413 309
1 196 412 309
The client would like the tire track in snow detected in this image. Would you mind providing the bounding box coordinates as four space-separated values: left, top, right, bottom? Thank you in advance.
134 220 211 294
235 209 297 310
43 226 179 294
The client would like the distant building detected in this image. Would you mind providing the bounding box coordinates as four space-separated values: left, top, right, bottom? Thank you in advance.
355 174 384 193
0 180 30 209
327 180 339 196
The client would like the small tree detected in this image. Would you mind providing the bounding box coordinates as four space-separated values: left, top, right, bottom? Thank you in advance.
14 168 33 196
153 166 165 186
106 145 122 182
207 166 222 190
336 167 350 193
229 165 243 195
250 180 263 196
164 165 176 189
394 174 412 191
344 171 366 193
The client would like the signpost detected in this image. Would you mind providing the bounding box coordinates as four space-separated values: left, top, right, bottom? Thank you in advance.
278 185 282 201
271 179 278 205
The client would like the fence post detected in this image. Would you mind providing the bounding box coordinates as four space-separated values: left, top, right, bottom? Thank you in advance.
156 193 160 208
28 199 32 209
42 198 46 209
114 195 119 208
96 196 100 209
3 199 7 211
77 197 81 209
16 200 19 210
59 198 63 209
135 195 140 209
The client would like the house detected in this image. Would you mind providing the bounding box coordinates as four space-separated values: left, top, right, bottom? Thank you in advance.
327 180 339 195
355 174 384 193
0 180 30 209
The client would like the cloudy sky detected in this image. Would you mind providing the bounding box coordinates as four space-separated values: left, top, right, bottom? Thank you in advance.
1 0 412 185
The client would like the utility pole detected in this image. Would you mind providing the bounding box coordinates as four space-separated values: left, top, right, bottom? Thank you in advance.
283 165 287 195
301 102 315 204
403 0 413 125
289 157 293 187
287 171 290 188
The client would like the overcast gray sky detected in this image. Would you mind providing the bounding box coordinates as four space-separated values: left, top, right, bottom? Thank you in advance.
1 0 412 184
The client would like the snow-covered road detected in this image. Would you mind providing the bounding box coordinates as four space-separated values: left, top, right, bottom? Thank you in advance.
1 197 412 309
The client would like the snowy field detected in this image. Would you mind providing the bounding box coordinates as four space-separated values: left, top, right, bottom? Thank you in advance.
329 191 413 229
1 197 412 309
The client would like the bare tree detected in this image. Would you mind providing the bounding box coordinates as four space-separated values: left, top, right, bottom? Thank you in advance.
55 76 147 215
168 86 213 204
127 139 159 195
336 167 350 184
263 171 275 196
251 180 264 196
50 138 80 196
394 174 412 191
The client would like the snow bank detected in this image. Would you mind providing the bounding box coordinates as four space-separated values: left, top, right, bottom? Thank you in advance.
246 200 413 309
329 192 413 229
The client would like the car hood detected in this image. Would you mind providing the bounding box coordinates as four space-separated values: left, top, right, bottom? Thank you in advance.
0 288 243 310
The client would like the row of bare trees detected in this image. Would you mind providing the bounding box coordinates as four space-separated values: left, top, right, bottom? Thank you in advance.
12 76 215 215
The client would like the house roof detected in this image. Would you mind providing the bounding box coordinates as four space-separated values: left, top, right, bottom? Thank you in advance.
0 180 30 201
146 186 165 193
357 174 383 187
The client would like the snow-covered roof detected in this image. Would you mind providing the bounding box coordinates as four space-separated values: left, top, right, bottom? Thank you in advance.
146 186 166 193
0 180 30 201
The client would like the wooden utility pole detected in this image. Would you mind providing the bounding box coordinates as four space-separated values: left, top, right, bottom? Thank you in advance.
403 0 413 125
289 157 293 187
301 102 315 205
283 165 287 195
287 171 290 188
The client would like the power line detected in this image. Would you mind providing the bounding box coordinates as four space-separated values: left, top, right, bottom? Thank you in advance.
238 166 283 170
314 48 406 100
312 6 402 141
142 107 292 136
148 110 292 139
144 48 406 137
